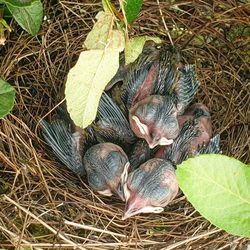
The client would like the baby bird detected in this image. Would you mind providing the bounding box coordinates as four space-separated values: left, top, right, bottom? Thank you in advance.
155 103 213 162
129 95 179 148
122 158 178 220
121 43 180 109
107 41 182 108
40 110 130 201
84 142 130 201
128 65 200 149
177 103 212 153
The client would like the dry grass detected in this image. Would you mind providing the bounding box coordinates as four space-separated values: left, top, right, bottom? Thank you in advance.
0 0 249 249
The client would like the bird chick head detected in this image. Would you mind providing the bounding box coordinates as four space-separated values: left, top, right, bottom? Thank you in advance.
84 143 130 201
129 95 180 149
122 158 178 220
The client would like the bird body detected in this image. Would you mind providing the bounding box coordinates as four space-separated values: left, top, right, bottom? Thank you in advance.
93 92 136 146
122 158 178 220
84 142 129 201
129 95 179 148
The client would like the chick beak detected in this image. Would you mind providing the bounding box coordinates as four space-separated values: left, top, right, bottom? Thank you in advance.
131 115 149 135
158 137 174 146
122 197 164 220
122 197 144 220
116 186 125 202
115 162 130 202
148 137 174 149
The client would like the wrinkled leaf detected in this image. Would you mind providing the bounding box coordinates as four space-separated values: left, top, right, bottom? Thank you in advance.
84 11 124 51
0 79 15 118
124 0 143 23
65 49 120 128
6 0 43 35
176 154 250 237
125 36 161 64
0 0 32 7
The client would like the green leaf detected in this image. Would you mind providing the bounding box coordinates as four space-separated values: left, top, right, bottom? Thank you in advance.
176 154 250 237
125 36 161 64
0 0 32 7
65 49 120 128
84 11 124 51
6 0 43 35
0 79 15 118
124 0 143 23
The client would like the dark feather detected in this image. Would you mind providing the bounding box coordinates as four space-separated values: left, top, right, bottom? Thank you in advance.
162 121 200 165
96 92 136 144
152 46 179 95
197 134 221 155
175 65 200 114
40 119 85 176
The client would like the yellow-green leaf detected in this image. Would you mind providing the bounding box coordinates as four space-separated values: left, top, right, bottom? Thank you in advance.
125 36 161 64
65 49 120 128
84 11 124 51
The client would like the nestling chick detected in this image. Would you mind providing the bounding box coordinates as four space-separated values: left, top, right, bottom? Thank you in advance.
122 158 178 220
84 142 129 201
106 41 180 109
129 95 179 148
128 65 200 149
116 40 161 109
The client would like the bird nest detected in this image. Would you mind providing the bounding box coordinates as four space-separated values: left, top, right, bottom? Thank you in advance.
0 0 249 249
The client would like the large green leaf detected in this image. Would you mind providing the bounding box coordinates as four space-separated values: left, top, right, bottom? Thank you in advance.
65 49 120 128
124 0 143 24
176 154 250 237
6 0 43 35
125 36 161 64
0 79 15 118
